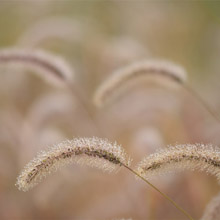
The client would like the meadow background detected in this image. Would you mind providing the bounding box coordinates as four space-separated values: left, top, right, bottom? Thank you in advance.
1 1 220 220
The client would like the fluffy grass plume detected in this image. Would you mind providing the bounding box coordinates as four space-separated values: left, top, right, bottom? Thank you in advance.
0 48 73 87
94 59 187 107
136 144 220 181
201 192 220 220
16 137 131 192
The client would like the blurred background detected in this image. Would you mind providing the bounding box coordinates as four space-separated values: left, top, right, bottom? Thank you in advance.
0 1 220 219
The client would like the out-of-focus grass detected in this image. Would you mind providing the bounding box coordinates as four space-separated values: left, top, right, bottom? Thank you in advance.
0 1 220 220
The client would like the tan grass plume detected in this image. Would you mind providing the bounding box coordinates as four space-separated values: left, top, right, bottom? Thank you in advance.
136 144 220 181
0 48 74 87
16 137 131 192
94 59 220 124
94 59 187 107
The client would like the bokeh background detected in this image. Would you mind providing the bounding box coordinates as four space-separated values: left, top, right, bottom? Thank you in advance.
1 1 220 220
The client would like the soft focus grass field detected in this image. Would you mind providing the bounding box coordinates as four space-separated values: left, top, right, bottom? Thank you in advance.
1 1 220 220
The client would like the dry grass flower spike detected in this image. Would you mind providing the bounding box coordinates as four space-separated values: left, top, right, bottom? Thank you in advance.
94 59 187 107
94 59 220 124
136 143 220 182
0 48 74 87
16 137 131 192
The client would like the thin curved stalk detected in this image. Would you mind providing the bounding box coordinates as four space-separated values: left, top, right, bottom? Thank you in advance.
122 164 194 220
184 84 220 124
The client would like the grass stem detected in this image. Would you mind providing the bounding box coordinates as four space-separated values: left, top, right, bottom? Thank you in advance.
123 164 194 220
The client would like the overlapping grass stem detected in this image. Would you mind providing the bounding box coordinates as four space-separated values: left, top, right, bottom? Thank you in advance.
12 55 217 219
0 5 218 220
16 137 194 220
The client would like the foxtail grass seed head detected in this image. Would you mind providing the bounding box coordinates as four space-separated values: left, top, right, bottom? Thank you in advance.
94 59 187 107
136 144 220 181
16 137 131 192
201 192 220 220
0 48 74 87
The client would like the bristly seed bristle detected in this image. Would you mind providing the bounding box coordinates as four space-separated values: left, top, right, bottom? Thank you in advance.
16 137 131 192
136 144 220 182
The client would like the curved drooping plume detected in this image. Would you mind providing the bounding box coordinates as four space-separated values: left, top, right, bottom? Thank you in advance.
136 144 220 181
16 137 131 192
201 192 220 220
0 48 74 87
94 60 187 107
